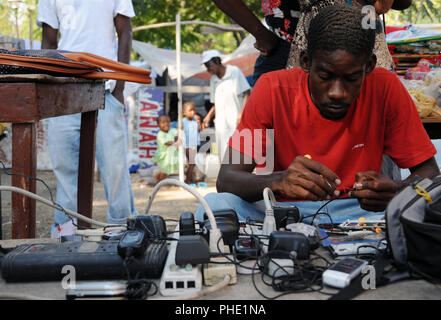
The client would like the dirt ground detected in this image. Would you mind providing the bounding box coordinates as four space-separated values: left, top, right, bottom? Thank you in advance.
0 170 217 239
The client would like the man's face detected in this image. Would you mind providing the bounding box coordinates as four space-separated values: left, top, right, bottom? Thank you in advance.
302 49 375 120
204 60 219 75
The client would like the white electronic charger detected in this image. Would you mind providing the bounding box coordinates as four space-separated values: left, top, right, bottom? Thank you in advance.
322 257 368 289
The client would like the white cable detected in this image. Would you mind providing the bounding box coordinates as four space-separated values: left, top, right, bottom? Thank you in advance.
142 178 224 253
0 185 112 228
263 187 277 212
262 187 277 252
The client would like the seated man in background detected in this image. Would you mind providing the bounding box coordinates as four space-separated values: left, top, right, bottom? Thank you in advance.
196 4 439 224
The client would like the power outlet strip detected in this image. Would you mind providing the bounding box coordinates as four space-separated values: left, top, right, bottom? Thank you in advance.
203 256 237 286
159 229 203 297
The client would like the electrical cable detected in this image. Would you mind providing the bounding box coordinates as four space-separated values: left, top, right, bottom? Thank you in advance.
0 185 115 228
250 248 335 300
143 178 224 253
0 160 56 203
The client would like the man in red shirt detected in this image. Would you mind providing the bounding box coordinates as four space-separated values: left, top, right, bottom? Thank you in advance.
195 4 439 223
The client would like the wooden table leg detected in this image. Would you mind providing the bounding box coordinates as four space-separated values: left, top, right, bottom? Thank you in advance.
11 123 36 239
77 110 98 228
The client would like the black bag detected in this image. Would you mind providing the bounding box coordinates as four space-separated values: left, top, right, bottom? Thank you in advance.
329 176 441 300
386 175 441 281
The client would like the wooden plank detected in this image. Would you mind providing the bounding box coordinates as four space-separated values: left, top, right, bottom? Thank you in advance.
11 123 36 239
77 110 98 228
37 82 105 119
0 80 105 122
0 74 104 84
0 83 38 122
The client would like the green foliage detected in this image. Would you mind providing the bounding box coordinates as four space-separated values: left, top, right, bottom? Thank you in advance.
131 0 262 53
0 0 40 45
386 0 441 25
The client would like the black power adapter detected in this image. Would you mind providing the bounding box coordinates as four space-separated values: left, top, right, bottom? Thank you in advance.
127 214 167 239
203 209 240 246
117 230 149 258
273 205 301 230
268 231 310 260
179 212 195 236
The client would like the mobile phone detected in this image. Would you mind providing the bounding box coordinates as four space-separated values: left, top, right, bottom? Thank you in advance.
322 257 368 288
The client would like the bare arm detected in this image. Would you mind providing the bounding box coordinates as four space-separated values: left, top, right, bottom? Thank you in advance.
41 23 58 49
203 105 216 129
351 157 440 212
217 147 340 203
373 0 412 14
212 0 280 56
113 13 133 104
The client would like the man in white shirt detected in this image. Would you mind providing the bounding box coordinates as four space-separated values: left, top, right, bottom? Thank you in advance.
37 0 137 237
202 50 251 162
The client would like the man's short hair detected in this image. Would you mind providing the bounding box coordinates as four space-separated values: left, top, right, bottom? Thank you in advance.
307 4 376 60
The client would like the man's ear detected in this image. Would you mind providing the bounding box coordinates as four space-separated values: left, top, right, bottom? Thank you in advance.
299 51 310 73
365 53 377 75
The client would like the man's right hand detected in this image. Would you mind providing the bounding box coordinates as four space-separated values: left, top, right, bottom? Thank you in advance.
271 156 341 201
254 29 280 57
203 117 211 129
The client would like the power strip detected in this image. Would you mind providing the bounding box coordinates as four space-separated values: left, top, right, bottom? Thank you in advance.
159 229 203 297
203 256 237 286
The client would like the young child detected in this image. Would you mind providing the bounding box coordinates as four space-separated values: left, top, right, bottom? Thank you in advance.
153 115 179 182
182 101 201 184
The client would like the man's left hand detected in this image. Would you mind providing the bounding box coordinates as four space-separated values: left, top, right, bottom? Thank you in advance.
374 0 394 14
112 85 125 105
349 171 399 212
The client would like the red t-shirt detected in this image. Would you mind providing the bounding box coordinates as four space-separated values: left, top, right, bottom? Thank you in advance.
228 68 436 196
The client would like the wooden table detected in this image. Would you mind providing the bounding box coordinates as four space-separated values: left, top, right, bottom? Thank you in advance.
0 74 105 239
422 116 441 139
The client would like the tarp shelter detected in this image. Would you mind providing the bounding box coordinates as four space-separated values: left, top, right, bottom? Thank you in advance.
132 33 259 81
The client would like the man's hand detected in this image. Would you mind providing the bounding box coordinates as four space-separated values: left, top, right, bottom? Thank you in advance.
202 117 210 129
254 29 280 57
112 84 125 105
271 156 341 201
349 171 399 212
374 0 394 14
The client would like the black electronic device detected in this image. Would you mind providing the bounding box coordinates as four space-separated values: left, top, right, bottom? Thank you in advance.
234 237 260 261
179 212 195 236
268 231 310 260
203 209 240 246
117 230 149 258
175 235 210 266
1 240 168 282
127 214 167 239
273 205 301 230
